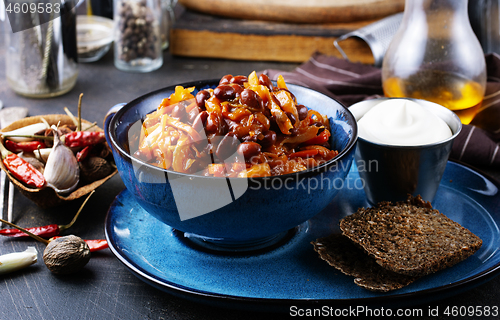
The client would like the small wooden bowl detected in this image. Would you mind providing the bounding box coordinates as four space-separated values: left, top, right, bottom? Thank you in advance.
0 114 117 209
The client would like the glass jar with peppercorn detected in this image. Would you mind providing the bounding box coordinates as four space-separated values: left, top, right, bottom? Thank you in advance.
114 0 163 72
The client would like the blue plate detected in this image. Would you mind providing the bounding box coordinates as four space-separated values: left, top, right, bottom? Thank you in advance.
105 161 500 311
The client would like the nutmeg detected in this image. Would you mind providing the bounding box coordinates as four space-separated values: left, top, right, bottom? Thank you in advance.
79 156 113 183
43 235 91 274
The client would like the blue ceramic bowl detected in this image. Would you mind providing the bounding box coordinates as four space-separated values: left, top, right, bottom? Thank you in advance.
105 80 357 251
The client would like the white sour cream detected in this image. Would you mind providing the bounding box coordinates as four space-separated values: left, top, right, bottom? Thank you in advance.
357 99 453 146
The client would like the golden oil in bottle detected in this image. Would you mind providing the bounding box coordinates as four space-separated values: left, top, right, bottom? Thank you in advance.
383 70 484 124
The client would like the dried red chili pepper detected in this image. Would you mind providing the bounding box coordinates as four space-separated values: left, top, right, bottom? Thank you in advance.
84 239 108 252
76 145 91 162
0 224 59 238
0 190 94 238
4 140 47 153
51 236 108 252
3 154 46 188
64 131 105 148
0 141 45 188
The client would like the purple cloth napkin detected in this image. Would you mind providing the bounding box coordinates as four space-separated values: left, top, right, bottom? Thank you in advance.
262 52 500 167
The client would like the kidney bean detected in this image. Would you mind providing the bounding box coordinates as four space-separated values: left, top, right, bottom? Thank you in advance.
171 103 188 121
258 130 276 149
191 111 208 133
205 112 227 135
188 107 202 124
285 112 297 126
259 74 274 90
219 74 233 85
312 121 326 134
237 142 262 162
216 132 240 161
230 75 248 86
230 83 243 97
240 89 264 111
205 112 219 134
268 115 280 132
195 90 211 109
214 84 238 101
297 104 308 121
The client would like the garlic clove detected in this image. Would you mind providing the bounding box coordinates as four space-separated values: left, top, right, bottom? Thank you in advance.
0 247 38 275
43 126 80 194
34 148 52 163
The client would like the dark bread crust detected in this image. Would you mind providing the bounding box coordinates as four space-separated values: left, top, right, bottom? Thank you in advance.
339 195 483 277
312 234 418 292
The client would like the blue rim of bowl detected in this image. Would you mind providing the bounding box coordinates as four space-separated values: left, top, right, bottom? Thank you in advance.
354 97 462 150
107 79 359 182
105 160 500 311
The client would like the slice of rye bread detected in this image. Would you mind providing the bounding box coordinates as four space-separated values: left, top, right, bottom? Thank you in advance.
312 234 419 292
339 195 483 277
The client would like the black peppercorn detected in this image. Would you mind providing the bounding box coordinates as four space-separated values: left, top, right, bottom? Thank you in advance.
116 0 160 63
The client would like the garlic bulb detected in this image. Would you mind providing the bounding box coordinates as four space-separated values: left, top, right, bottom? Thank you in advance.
43 126 79 194
0 247 38 275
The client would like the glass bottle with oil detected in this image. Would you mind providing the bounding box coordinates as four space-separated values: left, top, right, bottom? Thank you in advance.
382 0 486 124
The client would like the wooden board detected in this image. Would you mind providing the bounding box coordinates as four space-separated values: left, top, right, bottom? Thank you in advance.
178 0 405 24
170 10 377 64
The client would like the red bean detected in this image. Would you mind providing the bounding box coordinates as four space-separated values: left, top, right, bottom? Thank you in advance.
230 75 248 86
268 115 280 132
230 83 243 97
285 112 297 125
192 111 208 133
205 112 220 134
219 74 233 85
195 90 211 109
240 89 264 111
297 104 308 121
237 142 261 161
258 130 276 149
214 84 237 101
205 112 228 135
312 121 326 134
259 74 274 90
187 107 201 124
216 132 240 161
289 128 299 136
171 103 188 121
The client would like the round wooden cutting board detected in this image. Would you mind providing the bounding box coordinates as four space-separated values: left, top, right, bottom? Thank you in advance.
178 0 405 24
